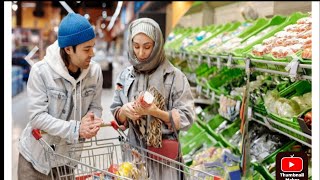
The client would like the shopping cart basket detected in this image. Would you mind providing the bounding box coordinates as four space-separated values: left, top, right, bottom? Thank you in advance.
32 121 222 180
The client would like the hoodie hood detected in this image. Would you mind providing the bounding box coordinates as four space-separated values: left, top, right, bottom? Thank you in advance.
44 40 90 87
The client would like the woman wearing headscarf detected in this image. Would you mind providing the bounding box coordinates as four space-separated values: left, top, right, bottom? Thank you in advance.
110 18 195 179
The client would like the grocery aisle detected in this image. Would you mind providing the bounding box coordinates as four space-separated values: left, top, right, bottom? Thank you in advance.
11 58 129 180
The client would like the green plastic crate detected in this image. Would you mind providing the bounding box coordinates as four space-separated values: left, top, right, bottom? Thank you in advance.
279 80 311 98
231 15 287 57
195 23 237 54
261 141 297 165
252 162 275 180
181 131 219 155
267 80 312 143
245 12 310 71
219 118 241 154
180 122 205 145
238 18 269 40
207 115 226 132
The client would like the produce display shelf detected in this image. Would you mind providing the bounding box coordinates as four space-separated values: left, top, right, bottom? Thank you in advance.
168 51 312 81
252 112 311 148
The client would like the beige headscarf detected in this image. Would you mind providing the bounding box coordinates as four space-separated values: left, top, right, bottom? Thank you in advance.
127 18 166 73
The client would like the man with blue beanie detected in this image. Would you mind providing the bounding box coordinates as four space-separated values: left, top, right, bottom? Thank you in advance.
17 13 104 179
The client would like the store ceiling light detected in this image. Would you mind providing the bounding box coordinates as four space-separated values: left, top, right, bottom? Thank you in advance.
12 3 18 11
102 11 107 19
84 13 90 20
22 2 36 8
54 26 59 33
101 23 106 30
59 1 74 13
107 1 123 31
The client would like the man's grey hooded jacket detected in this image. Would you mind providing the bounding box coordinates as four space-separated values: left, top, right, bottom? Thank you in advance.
18 40 103 175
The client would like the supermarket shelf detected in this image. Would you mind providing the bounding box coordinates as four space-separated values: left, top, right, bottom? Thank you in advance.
252 112 312 148
193 87 220 105
167 51 311 80
194 98 214 105
253 67 312 80
194 85 313 148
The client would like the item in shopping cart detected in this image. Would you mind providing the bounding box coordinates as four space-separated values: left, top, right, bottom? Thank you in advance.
117 162 139 179
108 164 119 174
131 148 142 163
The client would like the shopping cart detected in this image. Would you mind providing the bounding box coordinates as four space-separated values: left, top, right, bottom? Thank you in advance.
32 120 222 180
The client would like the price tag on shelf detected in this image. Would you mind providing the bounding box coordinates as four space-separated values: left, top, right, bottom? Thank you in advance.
288 59 300 79
248 107 252 119
195 106 203 115
236 100 241 112
206 88 210 98
245 58 251 74
196 85 202 95
207 56 211 67
263 117 274 130
211 91 216 103
198 55 202 64
227 54 232 67
217 57 221 69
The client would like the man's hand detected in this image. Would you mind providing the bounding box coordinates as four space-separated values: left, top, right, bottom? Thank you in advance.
79 112 103 139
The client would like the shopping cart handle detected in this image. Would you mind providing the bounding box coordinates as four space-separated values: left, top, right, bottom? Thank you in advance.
111 120 119 130
32 129 42 140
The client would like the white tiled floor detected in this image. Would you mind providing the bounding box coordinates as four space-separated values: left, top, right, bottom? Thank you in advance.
11 60 129 180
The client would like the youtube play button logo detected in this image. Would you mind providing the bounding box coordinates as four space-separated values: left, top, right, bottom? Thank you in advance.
281 156 303 172
276 152 308 180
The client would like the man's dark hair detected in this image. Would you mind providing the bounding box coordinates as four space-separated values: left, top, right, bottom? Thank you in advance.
60 45 77 67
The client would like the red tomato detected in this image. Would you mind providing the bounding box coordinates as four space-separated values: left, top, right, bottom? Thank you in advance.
108 164 119 174
304 111 312 128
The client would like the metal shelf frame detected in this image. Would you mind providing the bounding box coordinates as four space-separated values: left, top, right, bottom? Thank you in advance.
167 51 312 81
252 112 311 148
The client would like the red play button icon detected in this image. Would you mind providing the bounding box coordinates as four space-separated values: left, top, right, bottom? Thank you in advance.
276 151 308 180
281 156 303 172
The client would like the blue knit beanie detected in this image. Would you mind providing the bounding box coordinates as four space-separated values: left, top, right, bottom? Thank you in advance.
58 13 95 48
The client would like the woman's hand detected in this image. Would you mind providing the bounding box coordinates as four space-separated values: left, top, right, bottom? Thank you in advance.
121 102 141 121
134 101 158 116
166 109 181 130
